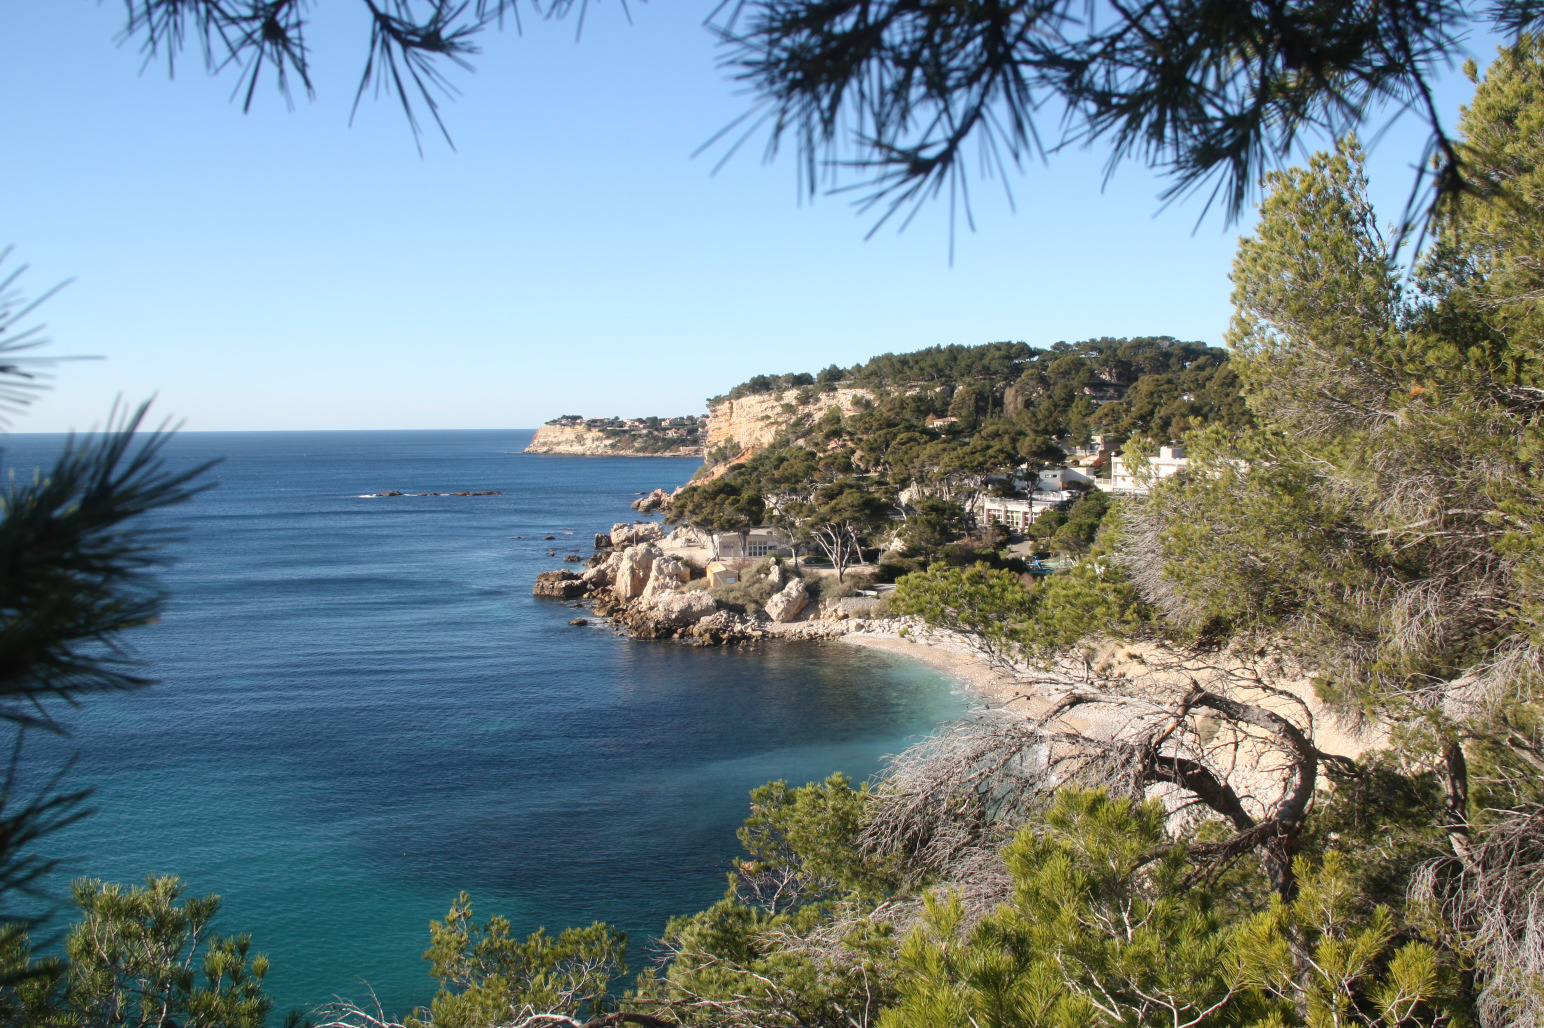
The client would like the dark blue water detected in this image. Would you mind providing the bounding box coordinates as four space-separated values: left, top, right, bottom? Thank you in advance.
2 430 963 1019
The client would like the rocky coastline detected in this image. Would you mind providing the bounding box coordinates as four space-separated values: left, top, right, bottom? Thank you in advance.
532 518 871 647
524 416 705 457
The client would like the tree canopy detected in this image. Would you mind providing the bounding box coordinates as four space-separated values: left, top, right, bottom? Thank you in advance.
107 0 1544 230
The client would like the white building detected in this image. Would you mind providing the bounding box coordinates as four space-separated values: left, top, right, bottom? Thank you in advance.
1035 467 1095 492
1107 445 1189 494
979 496 1039 532
713 527 795 561
979 491 1077 531
980 466 1099 531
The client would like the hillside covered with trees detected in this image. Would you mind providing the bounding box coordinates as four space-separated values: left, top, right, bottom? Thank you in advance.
10 24 1544 1028
678 335 1248 578
710 335 1248 445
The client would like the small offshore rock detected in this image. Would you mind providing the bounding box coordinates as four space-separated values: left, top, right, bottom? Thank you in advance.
563 554 582 563
544 535 556 540
594 532 613 549
533 569 586 599
569 617 588 626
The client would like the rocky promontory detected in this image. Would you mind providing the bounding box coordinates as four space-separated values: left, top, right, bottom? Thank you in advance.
525 415 705 457
704 387 876 453
533 527 869 646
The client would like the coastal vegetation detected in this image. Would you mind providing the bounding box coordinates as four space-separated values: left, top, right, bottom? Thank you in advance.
525 417 705 458
668 334 1247 579
12 20 1544 1028
429 39 1544 1027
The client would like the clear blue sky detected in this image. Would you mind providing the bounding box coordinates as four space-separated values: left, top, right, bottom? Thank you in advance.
0 1 1494 431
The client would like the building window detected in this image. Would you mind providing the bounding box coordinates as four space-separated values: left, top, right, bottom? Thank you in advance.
748 541 774 557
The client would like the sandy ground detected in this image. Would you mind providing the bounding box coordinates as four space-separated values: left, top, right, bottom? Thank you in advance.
840 624 1380 761
838 628 1038 708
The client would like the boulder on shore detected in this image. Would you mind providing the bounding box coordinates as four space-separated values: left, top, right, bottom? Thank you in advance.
611 521 666 548
651 590 717 624
641 556 691 601
533 569 586 599
631 488 673 513
594 532 613 549
764 578 809 623
614 544 663 601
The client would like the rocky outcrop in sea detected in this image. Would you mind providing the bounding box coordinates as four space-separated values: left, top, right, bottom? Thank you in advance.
533 529 862 646
524 416 705 457
631 488 673 513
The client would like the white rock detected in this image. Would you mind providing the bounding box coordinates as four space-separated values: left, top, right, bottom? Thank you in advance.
652 590 718 623
610 520 665 547
641 556 691 601
764 578 809 623
614 544 662 600
766 562 783 588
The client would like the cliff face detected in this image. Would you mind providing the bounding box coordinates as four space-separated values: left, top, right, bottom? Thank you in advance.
706 387 877 452
525 417 704 457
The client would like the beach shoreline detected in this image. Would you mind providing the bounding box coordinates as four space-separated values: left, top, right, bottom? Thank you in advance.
838 627 1028 706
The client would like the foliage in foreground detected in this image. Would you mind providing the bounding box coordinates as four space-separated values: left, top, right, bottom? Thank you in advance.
22 34 1544 1028
637 786 1470 1028
0 876 269 1028
890 548 1145 670
886 793 1467 1028
405 895 625 1028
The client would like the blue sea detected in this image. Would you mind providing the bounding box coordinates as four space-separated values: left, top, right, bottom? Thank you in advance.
2 430 964 1020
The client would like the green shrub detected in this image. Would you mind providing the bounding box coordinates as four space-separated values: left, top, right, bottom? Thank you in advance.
708 558 788 611
805 573 866 604
877 555 926 582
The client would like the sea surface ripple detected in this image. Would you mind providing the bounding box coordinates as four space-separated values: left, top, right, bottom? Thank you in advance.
2 430 965 1019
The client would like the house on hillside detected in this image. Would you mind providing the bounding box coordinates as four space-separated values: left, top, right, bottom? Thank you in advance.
1058 434 1117 459
980 496 1038 532
1004 465 1095 499
1035 467 1095 493
712 527 796 561
1107 445 1189 494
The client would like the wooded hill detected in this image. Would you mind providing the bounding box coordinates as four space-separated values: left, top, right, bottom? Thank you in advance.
675 337 1251 577
710 336 1250 448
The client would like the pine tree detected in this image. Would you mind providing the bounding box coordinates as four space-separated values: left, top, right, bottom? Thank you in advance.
0 255 213 928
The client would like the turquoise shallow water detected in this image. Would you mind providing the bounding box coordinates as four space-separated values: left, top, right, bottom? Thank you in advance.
2 430 965 1020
